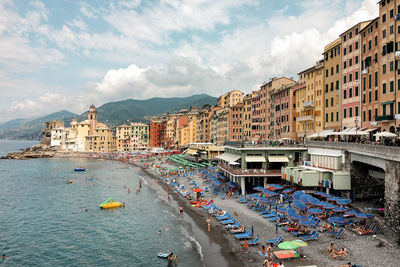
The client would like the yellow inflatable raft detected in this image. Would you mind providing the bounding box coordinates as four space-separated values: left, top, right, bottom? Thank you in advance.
66 180 73 184
100 198 122 209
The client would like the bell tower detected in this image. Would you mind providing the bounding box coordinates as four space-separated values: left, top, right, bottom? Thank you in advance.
88 104 97 135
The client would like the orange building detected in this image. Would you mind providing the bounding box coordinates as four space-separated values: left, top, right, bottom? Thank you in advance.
150 119 167 147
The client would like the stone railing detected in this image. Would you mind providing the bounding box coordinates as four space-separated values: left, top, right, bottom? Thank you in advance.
307 141 400 161
218 163 281 176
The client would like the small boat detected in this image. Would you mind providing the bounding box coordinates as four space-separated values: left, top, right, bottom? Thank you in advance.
66 180 72 184
74 168 86 171
157 251 169 258
88 177 94 180
100 198 122 209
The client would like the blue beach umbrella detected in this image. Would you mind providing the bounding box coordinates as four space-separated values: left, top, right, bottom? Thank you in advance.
328 196 341 202
282 189 294 194
323 204 337 210
316 201 330 207
320 193 333 198
308 196 320 205
259 197 270 202
308 208 324 215
293 191 304 200
278 207 289 213
344 210 359 216
293 200 306 211
212 180 222 186
356 213 374 219
328 216 346 224
299 219 317 226
313 191 325 196
300 194 310 204
333 207 349 213
253 186 264 191
249 193 260 199
336 199 352 205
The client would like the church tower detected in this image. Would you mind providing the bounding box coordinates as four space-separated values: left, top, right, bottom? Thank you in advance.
88 104 97 135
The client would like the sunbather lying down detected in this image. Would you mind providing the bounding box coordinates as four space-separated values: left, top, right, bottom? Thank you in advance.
231 226 245 233
331 248 349 258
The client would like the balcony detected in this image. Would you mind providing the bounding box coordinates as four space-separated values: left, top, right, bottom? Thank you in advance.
375 114 394 122
302 101 314 109
218 163 281 177
296 115 314 122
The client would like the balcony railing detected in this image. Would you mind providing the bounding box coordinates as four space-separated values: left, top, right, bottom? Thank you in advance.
218 163 281 176
302 101 314 108
375 115 394 122
296 115 314 122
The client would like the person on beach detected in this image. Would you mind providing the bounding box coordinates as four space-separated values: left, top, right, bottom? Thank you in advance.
179 206 184 219
326 242 336 254
266 243 273 260
174 255 178 263
167 252 174 261
128 189 131 193
209 206 213 218
139 180 142 190
260 245 267 255
277 262 284 267
263 258 272 267
206 218 211 232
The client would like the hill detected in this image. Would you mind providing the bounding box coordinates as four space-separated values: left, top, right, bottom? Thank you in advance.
0 94 217 140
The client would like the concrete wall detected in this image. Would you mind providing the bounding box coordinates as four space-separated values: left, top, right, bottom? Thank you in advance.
384 161 400 245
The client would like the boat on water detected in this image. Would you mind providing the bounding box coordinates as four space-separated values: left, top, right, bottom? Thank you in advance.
74 168 86 171
100 198 122 209
157 251 169 258
66 180 72 184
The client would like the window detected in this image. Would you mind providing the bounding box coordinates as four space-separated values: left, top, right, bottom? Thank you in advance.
368 110 372 121
336 112 339 122
383 13 386 23
375 71 378 87
355 86 359 96
355 71 359 80
344 90 347 99
325 69 328 77
349 45 352 52
398 79 400 90
363 44 366 54
355 56 359 64
355 106 359 117
349 88 353 97
375 36 378 46
368 40 372 50
390 61 394 72
363 93 366 104
383 83 387 94
390 9 394 18
363 110 366 122
349 32 352 39
344 48 347 55
390 25 394 35
336 64 339 73
349 73 353 82
344 61 347 69
336 80 339 90
390 80 394 92
349 59 352 67
363 77 366 91
331 97 334 106
331 67 334 75
344 108 347 118
331 82 334 91
331 112 333 122
349 107 353 118
355 41 359 49
344 35 347 42
383 64 387 74
383 29 386 39
375 90 378 101
326 113 328 122
368 74 371 89
325 99 328 107
344 75 347 84
325 84 328 92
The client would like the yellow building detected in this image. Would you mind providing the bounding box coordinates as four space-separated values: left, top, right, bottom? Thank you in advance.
217 90 244 108
85 126 117 152
178 117 197 147
116 122 149 151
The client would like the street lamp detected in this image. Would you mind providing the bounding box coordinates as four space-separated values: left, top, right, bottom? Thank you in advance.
354 117 359 143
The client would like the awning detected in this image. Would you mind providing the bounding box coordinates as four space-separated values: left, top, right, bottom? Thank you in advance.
268 156 289 163
319 129 335 137
245 156 266 162
362 128 377 133
186 149 198 155
381 100 394 105
218 153 240 163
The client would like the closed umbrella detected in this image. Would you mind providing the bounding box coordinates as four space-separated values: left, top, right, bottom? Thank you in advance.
278 241 298 250
308 208 323 214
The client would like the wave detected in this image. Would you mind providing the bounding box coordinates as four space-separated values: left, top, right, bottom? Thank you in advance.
179 226 204 266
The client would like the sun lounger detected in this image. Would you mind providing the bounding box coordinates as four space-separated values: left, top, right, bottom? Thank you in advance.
247 236 260 246
274 250 296 259
262 211 277 218
266 235 283 246
300 232 319 241
226 221 240 229
234 230 252 239
328 228 344 239
220 218 235 225
237 196 246 202
268 216 279 222
216 213 231 221
259 209 272 215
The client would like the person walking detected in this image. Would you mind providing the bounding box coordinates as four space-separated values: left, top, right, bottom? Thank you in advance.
179 206 184 219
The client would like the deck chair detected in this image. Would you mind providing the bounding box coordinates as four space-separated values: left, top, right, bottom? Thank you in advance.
266 235 283 246
234 230 252 239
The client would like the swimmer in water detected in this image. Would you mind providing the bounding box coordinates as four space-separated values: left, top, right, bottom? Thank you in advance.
179 206 184 219
158 230 161 235
128 189 131 193
122 202 126 208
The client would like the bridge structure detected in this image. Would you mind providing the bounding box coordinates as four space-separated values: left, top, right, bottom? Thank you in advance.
307 141 400 244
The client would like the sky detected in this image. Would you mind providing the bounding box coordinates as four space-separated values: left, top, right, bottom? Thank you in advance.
0 0 379 122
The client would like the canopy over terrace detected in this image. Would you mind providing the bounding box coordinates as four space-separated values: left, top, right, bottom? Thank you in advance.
217 153 241 164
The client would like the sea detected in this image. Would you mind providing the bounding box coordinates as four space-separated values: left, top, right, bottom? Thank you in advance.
0 140 230 267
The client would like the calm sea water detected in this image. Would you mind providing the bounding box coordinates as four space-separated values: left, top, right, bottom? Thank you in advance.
0 140 223 267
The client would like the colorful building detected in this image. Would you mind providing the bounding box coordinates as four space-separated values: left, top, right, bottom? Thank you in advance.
150 119 167 148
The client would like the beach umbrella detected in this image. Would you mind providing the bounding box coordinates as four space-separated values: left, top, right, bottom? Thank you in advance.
212 181 221 186
282 189 294 194
227 182 238 188
300 194 310 204
278 241 298 250
356 213 374 219
308 208 323 215
253 186 264 191
293 191 304 200
278 207 289 213
316 201 330 207
287 210 307 221
328 216 346 224
333 207 349 213
299 219 317 226
308 196 320 205
293 200 306 211
193 188 203 193
336 199 351 205
323 204 337 210
344 210 359 216
320 193 333 198
249 193 260 199
313 191 325 196
259 197 270 202
328 196 341 202
291 240 307 247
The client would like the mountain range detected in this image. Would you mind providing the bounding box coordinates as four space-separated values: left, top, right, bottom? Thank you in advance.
0 94 217 140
